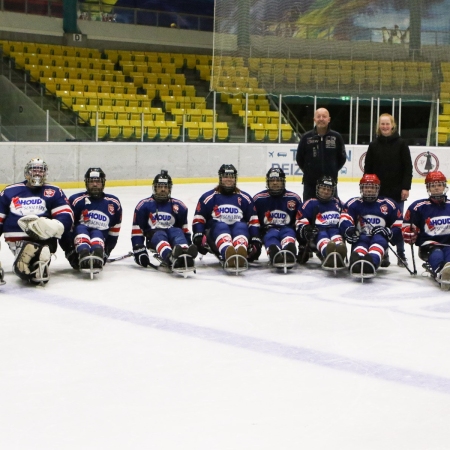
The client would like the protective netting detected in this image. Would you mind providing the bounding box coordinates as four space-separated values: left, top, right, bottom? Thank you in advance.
212 0 447 98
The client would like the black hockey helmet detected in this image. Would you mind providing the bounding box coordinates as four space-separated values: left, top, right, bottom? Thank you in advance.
316 176 336 202
218 164 237 194
84 167 106 198
266 167 286 197
152 169 173 202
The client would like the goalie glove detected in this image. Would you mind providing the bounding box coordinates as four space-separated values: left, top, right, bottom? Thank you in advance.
247 237 262 262
18 215 64 240
371 226 393 241
402 224 418 244
344 226 359 243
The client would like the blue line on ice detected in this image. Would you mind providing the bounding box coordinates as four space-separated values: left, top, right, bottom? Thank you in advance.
16 287 450 395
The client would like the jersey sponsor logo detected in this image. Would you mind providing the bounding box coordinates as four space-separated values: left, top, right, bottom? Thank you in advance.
148 212 175 228
213 204 243 224
359 215 384 233
44 189 55 197
325 136 336 148
10 196 47 215
287 200 296 211
81 209 110 230
264 209 290 226
317 211 340 225
108 204 114 215
426 216 450 234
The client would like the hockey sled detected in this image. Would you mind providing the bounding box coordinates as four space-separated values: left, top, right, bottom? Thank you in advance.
150 251 196 278
349 259 376 282
222 253 248 275
271 249 296 274
79 254 103 280
321 251 346 273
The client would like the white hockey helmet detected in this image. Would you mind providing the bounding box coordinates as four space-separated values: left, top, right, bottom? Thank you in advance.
24 158 48 187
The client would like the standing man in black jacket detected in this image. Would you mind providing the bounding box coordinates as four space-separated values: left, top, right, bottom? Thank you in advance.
296 108 347 201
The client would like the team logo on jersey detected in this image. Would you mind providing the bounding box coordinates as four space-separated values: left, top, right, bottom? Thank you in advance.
196 202 201 212
380 205 388 215
238 197 242 206
44 189 55 197
108 204 114 215
173 204 179 213
287 200 296 211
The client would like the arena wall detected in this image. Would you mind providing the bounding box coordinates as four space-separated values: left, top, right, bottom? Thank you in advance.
0 142 445 189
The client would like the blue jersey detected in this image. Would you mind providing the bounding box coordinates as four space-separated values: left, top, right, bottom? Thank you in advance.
69 191 122 250
131 196 190 248
340 196 402 239
404 197 450 247
192 189 260 237
298 197 343 230
0 181 73 245
253 189 302 234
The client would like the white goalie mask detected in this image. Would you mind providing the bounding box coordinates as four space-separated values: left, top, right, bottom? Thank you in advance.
24 158 48 187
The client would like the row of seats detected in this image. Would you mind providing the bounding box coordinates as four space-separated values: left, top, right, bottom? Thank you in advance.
249 123 294 142
131 73 186 87
210 76 260 89
140 83 196 98
171 108 217 125
26 64 125 82
1 40 101 58
182 122 229 141
120 62 179 76
160 96 207 113
226 98 271 114
93 120 181 141
42 79 137 95
11 52 115 70
73 107 165 124
238 110 281 126
56 91 153 108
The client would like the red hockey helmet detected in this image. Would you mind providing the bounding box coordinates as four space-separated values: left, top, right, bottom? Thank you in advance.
425 171 446 184
360 173 380 202
425 171 447 203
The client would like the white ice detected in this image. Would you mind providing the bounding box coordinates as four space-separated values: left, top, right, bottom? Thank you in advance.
1 181 450 450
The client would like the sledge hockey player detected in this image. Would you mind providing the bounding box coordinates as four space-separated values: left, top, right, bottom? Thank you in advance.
402 171 450 290
0 158 73 284
339 173 403 278
65 168 122 277
253 167 301 270
192 164 260 272
131 170 197 273
297 176 347 270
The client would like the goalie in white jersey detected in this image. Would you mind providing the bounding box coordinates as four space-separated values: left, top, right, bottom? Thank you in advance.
0 158 74 284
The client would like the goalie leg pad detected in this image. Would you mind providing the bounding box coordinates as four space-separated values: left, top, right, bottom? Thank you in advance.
14 242 51 283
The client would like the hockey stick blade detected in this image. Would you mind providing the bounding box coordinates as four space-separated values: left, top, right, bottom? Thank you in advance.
106 251 133 263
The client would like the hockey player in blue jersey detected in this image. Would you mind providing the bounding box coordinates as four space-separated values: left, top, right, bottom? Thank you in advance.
65 168 122 274
131 170 197 271
253 167 301 267
402 171 450 290
192 164 260 271
0 158 73 284
340 173 403 276
297 176 347 269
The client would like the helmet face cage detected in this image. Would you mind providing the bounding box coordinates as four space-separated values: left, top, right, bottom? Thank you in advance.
266 168 286 197
152 171 172 202
425 172 448 202
218 164 237 194
24 158 48 187
316 176 335 202
84 168 106 197
360 183 380 202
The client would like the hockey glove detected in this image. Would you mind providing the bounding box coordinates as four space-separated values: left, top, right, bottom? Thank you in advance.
344 226 359 243
193 232 209 255
65 247 79 270
300 224 319 241
133 245 151 267
402 225 418 244
371 226 393 241
247 237 262 262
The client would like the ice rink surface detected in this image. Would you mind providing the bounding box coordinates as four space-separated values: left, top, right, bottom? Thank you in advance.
1 181 450 450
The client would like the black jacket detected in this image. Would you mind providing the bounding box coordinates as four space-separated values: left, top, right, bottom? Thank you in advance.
364 132 413 203
296 127 347 186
